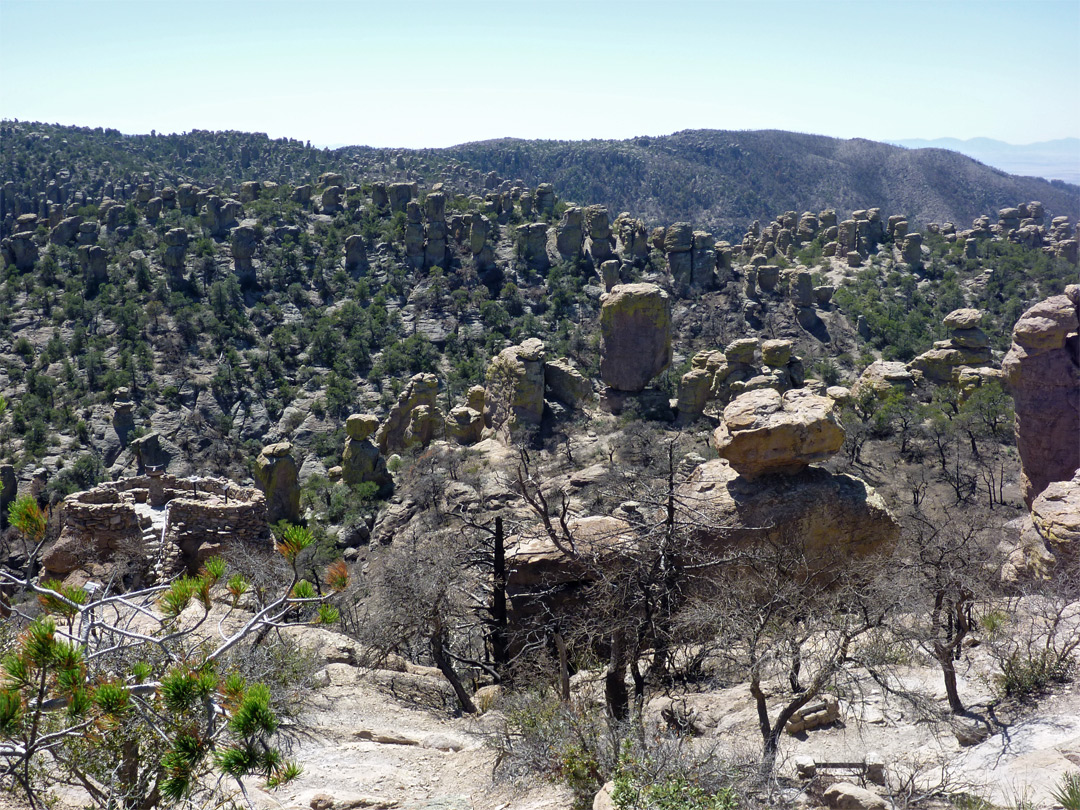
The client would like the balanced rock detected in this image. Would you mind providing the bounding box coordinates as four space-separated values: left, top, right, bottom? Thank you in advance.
1001 288 1080 507
253 442 300 524
345 414 379 441
600 283 672 392
852 360 916 399
712 388 844 478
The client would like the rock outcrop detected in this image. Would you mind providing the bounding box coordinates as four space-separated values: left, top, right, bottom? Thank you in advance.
600 283 672 392
1030 470 1080 561
679 459 899 567
253 442 301 524
1001 287 1080 507
376 373 441 453
712 389 845 479
486 338 546 431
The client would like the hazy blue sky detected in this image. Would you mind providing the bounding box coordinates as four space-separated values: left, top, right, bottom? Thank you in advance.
2 0 1077 148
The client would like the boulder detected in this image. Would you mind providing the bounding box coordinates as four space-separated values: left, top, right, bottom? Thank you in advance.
823 783 887 810
851 360 916 399
600 284 672 392
680 459 899 568
446 406 484 445
712 389 844 478
345 414 379 441
1030 469 1080 558
544 358 591 408
1001 289 1080 507
486 338 546 430
342 432 392 492
253 442 301 524
403 405 440 448
761 339 792 367
943 308 983 330
50 215 82 246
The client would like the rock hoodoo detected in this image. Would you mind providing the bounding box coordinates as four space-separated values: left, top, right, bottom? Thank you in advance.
485 338 546 431
253 442 301 524
908 308 994 384
1001 287 1080 508
342 414 392 492
599 283 672 392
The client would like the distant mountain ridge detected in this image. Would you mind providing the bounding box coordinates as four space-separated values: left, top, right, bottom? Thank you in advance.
437 129 1079 239
890 137 1080 185
3 122 1075 243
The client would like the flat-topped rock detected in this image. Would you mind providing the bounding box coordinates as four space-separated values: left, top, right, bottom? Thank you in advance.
712 388 845 478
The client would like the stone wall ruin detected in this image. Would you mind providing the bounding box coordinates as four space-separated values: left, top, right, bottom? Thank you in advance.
42 473 270 587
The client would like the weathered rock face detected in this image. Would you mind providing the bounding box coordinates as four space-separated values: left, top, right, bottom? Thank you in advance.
544 358 591 409
600 283 672 392
712 388 844 479
614 212 649 266
376 373 441 453
201 196 241 237
404 201 425 268
1030 470 1080 560
486 338 546 430
446 405 484 445
387 182 416 214
1002 288 1080 508
584 204 613 264
253 442 301 525
342 414 392 492
0 464 15 531
50 215 82 246
680 459 899 567
1 232 37 271
79 244 108 285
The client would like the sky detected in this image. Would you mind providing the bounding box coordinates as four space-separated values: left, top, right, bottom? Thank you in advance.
1 0 1078 149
